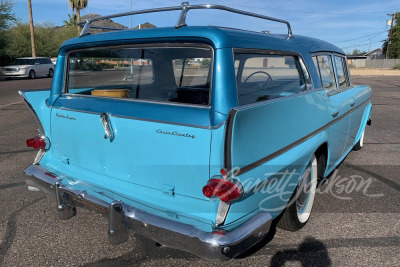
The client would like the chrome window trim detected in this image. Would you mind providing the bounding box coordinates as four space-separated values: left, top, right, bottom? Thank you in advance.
224 97 371 176
325 54 354 97
63 43 215 108
232 48 314 107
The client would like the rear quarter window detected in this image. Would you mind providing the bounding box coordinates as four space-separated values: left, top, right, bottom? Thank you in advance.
334 56 350 88
312 55 337 93
234 52 310 106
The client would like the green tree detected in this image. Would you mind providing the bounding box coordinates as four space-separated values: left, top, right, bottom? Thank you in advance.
0 0 15 30
351 49 366 55
383 12 400 58
0 0 17 62
6 22 78 58
200 58 211 69
5 22 31 58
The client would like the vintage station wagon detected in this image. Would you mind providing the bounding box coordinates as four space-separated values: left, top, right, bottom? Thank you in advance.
21 3 372 261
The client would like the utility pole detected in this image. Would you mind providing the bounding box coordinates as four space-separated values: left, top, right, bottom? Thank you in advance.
386 13 395 59
130 0 132 29
27 0 36 57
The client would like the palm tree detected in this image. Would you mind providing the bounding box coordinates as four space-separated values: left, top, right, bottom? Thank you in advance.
64 14 78 27
27 0 36 57
68 0 88 32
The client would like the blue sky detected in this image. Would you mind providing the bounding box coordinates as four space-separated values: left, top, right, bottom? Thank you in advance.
12 0 399 54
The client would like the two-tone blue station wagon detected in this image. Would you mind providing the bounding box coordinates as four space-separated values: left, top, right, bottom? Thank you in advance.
21 3 372 261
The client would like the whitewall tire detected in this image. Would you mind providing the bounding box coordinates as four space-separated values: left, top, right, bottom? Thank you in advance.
277 155 318 231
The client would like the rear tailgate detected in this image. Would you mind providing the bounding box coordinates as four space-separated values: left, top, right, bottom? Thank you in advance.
50 98 212 200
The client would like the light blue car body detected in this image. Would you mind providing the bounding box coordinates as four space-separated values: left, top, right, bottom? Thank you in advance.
21 25 372 259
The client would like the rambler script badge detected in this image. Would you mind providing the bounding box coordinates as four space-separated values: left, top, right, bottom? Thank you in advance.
56 113 76 120
156 129 196 139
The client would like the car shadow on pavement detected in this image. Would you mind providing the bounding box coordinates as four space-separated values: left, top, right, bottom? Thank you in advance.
269 237 331 267
238 220 331 266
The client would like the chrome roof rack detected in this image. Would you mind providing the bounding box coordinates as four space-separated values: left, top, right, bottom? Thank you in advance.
79 2 293 38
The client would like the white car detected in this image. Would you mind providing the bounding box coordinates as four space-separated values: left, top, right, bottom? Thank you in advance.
2 57 54 79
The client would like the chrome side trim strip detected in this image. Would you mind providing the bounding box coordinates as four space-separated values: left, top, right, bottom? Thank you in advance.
57 106 102 115
224 109 237 170
113 114 225 130
226 98 371 176
53 105 225 130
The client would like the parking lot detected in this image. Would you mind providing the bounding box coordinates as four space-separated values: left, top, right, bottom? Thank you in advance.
0 76 399 266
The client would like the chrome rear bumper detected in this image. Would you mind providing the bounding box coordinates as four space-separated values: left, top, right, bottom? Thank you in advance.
24 164 272 261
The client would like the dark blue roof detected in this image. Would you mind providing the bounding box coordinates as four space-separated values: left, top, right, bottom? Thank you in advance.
60 26 344 55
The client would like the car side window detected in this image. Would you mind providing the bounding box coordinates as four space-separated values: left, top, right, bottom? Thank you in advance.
235 52 308 106
334 56 347 88
35 59 41 65
313 55 337 93
334 56 350 89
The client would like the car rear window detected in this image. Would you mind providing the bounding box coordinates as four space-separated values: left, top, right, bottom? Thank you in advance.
66 45 213 106
234 52 310 106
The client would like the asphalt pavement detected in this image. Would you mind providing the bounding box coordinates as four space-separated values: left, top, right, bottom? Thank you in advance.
0 76 399 266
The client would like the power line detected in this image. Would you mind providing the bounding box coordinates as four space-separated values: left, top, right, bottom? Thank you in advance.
334 30 387 44
233 4 390 18
336 32 386 48
341 40 384 50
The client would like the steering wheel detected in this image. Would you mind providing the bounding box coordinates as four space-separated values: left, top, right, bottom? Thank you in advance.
243 71 272 89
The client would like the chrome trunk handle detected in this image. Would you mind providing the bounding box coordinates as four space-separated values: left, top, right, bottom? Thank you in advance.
100 112 115 141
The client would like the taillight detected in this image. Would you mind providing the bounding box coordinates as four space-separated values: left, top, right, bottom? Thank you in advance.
26 136 47 149
202 178 243 202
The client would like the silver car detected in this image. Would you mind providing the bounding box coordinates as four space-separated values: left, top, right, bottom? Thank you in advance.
2 57 54 79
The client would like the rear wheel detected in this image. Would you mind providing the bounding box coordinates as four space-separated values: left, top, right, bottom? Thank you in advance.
29 70 36 79
277 155 318 231
48 68 54 78
353 130 365 151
